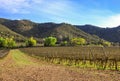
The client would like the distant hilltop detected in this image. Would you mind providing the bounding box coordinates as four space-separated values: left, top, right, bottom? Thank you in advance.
0 18 120 43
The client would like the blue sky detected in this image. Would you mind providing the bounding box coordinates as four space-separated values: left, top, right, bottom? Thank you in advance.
0 0 120 27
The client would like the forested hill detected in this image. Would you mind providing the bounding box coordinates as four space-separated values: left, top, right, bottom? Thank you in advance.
76 25 120 42
1 18 120 43
0 18 101 43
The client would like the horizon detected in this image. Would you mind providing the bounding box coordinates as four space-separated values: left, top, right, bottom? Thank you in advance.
1 17 120 28
0 0 120 28
0 18 120 28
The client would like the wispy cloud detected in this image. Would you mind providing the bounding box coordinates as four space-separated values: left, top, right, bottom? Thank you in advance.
0 0 44 14
0 0 73 15
28 0 83 23
40 1 70 16
99 14 120 27
0 0 31 14
0 0 119 27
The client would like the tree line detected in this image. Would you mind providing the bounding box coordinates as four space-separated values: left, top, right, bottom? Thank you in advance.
0 36 111 48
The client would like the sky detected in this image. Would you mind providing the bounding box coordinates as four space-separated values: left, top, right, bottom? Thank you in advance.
0 0 120 28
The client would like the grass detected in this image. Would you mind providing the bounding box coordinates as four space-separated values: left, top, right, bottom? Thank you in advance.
11 49 37 66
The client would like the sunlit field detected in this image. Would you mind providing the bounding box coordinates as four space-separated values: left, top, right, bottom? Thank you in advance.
20 46 120 70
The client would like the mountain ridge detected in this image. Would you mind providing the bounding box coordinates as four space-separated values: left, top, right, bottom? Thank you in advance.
76 25 120 42
0 18 119 43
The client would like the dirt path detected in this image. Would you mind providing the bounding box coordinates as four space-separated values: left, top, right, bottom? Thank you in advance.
0 49 120 81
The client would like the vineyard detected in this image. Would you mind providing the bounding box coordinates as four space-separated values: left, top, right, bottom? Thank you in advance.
20 46 120 70
0 49 9 58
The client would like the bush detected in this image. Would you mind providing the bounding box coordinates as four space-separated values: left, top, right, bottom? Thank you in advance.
71 38 86 45
44 37 57 46
7 37 16 48
25 37 37 47
0 37 7 47
0 37 16 48
98 39 111 47
60 41 68 46
102 41 111 47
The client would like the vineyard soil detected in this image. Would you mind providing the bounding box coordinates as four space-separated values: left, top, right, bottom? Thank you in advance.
0 49 120 81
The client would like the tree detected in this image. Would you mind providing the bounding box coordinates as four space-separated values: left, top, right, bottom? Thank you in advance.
71 37 86 45
7 37 16 48
25 37 37 47
0 37 16 48
98 39 111 47
60 41 68 46
0 37 7 47
102 41 111 47
44 37 57 46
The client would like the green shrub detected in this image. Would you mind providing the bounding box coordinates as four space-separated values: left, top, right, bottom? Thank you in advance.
44 37 57 46
98 39 111 47
60 41 68 46
102 41 111 47
25 37 37 47
0 37 7 47
0 37 16 48
7 37 16 48
71 37 86 45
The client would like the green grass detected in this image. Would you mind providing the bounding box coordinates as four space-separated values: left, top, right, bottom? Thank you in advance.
11 49 36 66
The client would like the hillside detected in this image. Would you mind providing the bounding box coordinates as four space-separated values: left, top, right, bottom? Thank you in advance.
35 23 100 42
76 25 120 42
0 23 25 41
0 18 101 43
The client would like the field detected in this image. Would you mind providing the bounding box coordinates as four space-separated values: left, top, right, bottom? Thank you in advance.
0 47 120 81
0 49 9 58
20 46 120 70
